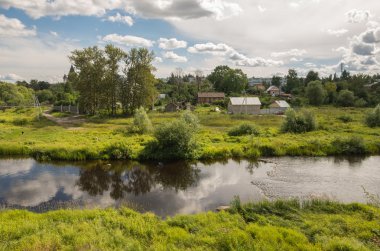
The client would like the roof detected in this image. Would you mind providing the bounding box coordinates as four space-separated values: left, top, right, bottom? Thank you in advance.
229 97 261 106
273 100 290 108
266 86 280 91
198 92 225 98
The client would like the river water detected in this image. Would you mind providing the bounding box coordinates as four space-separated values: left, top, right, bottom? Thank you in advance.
0 156 379 216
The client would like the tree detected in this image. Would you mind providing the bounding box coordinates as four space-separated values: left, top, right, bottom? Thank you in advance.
365 104 380 127
132 107 152 134
121 48 157 114
69 46 107 115
305 80 326 106
194 69 203 92
271 76 281 87
304 71 320 85
284 69 300 93
324 82 337 104
207 65 248 94
104 44 125 115
337 90 355 107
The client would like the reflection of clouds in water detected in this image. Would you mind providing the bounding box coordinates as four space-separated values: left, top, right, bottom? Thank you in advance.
0 159 35 176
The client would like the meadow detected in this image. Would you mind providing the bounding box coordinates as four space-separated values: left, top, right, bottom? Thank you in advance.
0 106 379 161
0 200 379 250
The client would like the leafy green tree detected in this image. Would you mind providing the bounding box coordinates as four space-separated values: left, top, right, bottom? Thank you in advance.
365 104 380 127
304 71 320 85
284 69 300 93
121 48 157 114
305 81 326 106
0 82 34 106
36 89 55 104
207 65 248 94
271 76 282 88
337 90 355 107
69 46 107 115
324 82 337 104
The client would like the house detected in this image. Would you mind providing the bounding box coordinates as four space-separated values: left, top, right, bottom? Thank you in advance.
228 97 262 115
270 100 290 111
158 94 166 99
197 92 225 104
165 103 180 112
266 86 280 96
250 82 266 91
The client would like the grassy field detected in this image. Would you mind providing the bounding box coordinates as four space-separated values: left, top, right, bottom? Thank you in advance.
0 106 379 160
0 200 379 250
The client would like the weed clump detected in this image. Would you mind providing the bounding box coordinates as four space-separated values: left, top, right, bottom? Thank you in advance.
281 108 316 133
365 104 380 128
332 136 367 155
130 107 152 134
12 118 28 126
228 123 260 136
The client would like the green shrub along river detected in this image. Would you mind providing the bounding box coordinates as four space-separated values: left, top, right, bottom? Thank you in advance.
0 106 379 161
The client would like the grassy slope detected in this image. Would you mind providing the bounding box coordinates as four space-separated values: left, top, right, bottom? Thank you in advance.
0 200 379 250
0 106 379 160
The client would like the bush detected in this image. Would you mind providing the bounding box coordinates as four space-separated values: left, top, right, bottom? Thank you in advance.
337 115 353 123
131 107 152 134
281 108 316 133
12 118 28 126
332 136 367 155
305 81 326 106
228 123 260 136
337 90 355 107
143 113 200 160
365 104 380 127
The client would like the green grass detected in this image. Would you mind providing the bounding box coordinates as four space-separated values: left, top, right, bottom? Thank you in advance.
0 200 379 250
0 106 379 160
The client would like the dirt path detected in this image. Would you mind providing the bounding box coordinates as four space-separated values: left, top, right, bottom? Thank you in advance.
43 112 86 127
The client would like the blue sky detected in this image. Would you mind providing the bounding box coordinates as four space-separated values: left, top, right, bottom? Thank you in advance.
0 0 380 82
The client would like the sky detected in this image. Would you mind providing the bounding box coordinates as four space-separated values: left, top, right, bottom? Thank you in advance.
0 0 380 83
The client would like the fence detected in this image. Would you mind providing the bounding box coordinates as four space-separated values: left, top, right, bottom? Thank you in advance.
260 108 287 115
52 105 79 114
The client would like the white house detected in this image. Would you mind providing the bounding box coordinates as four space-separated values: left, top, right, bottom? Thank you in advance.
228 97 262 115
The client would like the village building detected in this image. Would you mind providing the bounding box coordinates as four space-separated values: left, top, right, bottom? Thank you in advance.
197 92 225 104
266 86 280 96
165 102 180 112
270 100 290 111
250 82 266 91
228 97 262 115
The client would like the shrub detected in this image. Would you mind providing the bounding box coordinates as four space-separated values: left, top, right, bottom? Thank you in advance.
12 118 28 126
143 113 200 160
181 111 200 132
337 90 355 107
332 136 367 155
228 123 260 136
281 109 316 133
365 104 380 127
131 107 152 134
337 115 353 123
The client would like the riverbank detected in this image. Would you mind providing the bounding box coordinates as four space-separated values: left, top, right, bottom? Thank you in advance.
0 106 379 161
1 200 379 250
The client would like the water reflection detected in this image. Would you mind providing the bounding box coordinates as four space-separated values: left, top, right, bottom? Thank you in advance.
76 161 200 199
0 157 379 216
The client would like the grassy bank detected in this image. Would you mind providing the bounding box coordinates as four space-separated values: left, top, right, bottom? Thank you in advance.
0 106 379 161
0 200 379 250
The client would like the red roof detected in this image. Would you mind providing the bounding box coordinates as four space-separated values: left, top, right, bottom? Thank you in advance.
198 92 225 98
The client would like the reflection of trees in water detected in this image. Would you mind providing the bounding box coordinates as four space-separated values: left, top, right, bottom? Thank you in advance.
333 156 367 168
75 161 200 199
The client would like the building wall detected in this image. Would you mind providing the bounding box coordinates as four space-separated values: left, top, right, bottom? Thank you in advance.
228 104 261 115
198 97 224 104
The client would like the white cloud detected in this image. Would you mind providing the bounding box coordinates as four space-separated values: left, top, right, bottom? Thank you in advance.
346 9 371 23
235 57 283 67
158 38 187 50
0 14 36 37
163 51 188 62
271 49 307 58
154 57 163 63
257 5 266 13
0 73 24 82
199 0 242 20
290 57 303 62
188 42 233 55
360 27 380 43
0 0 122 19
304 62 317 68
50 31 58 37
106 12 134 26
102 34 154 47
326 29 349 37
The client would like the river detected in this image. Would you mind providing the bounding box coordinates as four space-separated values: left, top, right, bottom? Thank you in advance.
0 156 379 216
